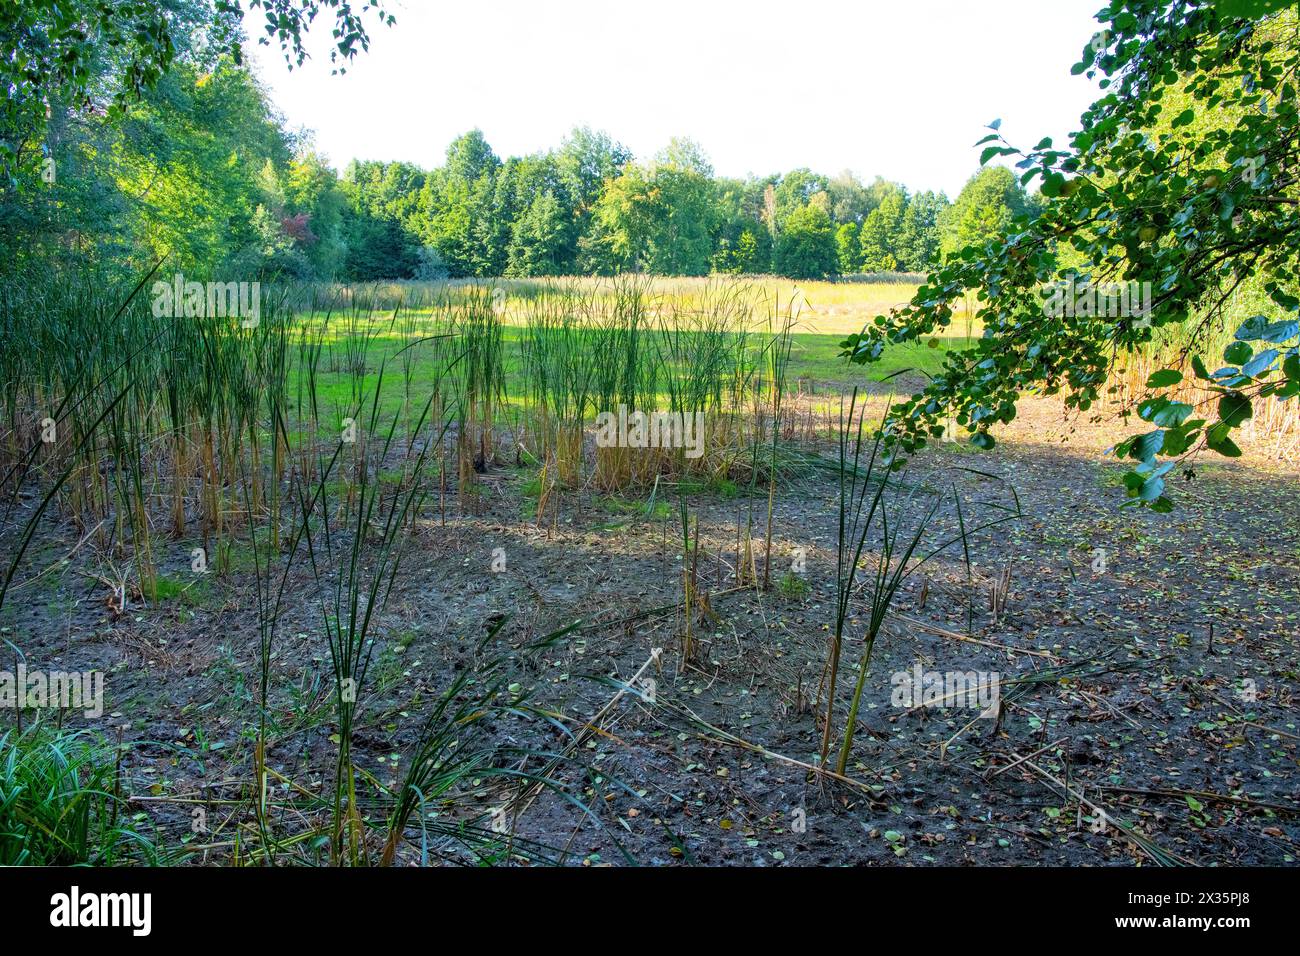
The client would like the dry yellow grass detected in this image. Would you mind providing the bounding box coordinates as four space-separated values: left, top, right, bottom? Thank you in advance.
334 274 978 340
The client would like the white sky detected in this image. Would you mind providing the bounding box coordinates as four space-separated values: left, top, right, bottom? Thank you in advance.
246 0 1104 196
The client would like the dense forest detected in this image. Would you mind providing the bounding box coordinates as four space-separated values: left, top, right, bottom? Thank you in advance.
2 50 1039 283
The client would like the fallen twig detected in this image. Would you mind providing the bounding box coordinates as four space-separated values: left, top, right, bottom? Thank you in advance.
893 613 1062 661
1016 754 1190 867
986 737 1069 779
1099 785 1300 817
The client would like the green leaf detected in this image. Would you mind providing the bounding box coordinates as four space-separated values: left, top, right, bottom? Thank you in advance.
1152 402 1194 428
1284 352 1300 382
1242 348 1279 378
1218 393 1253 427
1139 475 1166 501
1145 369 1183 388
1224 340 1253 365
1214 0 1300 18
1040 173 1066 197
1138 397 1168 422
1162 422 1204 456
1130 430 1165 463
1206 422 1243 457
1235 316 1300 344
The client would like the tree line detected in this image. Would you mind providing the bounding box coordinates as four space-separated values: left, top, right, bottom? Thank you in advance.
260 131 1042 281
3 43 1038 284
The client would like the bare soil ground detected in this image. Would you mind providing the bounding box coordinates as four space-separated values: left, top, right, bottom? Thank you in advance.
4 386 1298 866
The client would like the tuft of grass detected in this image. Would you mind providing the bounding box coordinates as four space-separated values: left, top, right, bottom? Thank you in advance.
777 571 810 599
140 575 190 603
0 726 159 865
600 494 672 521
